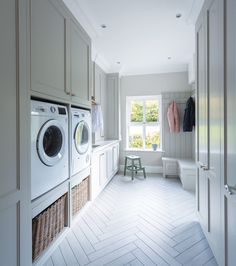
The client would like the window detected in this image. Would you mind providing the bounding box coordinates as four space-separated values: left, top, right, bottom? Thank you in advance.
126 95 162 150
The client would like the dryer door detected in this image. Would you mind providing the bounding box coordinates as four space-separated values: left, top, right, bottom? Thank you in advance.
37 119 65 166
74 120 90 154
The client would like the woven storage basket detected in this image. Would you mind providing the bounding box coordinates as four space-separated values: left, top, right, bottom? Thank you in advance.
72 176 89 217
32 193 67 261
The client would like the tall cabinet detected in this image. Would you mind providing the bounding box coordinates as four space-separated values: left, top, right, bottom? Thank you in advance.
106 73 121 140
196 0 236 265
224 0 236 265
0 0 31 265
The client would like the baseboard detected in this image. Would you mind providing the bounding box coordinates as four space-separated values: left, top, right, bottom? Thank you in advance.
119 165 163 174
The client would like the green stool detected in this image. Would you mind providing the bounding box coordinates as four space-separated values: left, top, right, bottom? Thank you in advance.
124 155 146 180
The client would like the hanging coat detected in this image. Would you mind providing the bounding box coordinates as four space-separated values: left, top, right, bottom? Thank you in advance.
183 97 195 132
167 101 180 133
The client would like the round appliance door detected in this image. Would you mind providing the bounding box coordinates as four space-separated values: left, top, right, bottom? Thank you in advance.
74 120 90 154
37 119 66 166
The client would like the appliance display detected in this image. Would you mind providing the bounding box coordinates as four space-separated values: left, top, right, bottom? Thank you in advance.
31 100 69 200
71 107 91 177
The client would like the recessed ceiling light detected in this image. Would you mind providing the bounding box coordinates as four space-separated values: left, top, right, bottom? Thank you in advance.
101 24 107 29
176 13 182 18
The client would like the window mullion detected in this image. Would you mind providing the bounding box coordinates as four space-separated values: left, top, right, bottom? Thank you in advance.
143 100 146 149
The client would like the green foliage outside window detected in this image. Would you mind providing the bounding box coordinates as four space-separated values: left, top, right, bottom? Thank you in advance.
129 131 160 149
146 101 159 122
131 101 143 122
129 135 143 148
145 131 160 148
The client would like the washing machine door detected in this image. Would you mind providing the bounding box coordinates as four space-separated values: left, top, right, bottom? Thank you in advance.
37 119 65 166
74 120 90 154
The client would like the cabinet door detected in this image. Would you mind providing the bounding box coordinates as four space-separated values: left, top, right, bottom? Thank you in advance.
196 10 209 231
99 152 106 186
206 0 224 263
30 0 70 100
106 148 113 180
70 19 91 107
91 153 100 200
112 144 119 174
0 0 31 265
107 74 120 139
225 0 236 265
94 64 102 104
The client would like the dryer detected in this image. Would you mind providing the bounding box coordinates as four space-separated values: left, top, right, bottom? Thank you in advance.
71 107 91 177
31 100 69 200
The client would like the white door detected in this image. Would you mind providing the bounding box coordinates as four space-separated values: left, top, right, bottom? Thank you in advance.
225 0 236 265
196 10 209 231
206 0 224 263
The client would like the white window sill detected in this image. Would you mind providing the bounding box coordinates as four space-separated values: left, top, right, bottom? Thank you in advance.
125 148 165 153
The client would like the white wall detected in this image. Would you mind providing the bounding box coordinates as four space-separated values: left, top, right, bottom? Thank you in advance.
120 72 194 169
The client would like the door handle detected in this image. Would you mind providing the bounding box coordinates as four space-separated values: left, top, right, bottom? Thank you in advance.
198 162 208 171
225 184 236 195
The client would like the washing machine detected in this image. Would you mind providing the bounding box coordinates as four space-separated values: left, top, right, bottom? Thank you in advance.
31 100 69 200
71 107 91 177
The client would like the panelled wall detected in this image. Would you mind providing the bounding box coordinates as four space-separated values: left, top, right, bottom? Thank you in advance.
120 72 194 170
162 91 194 159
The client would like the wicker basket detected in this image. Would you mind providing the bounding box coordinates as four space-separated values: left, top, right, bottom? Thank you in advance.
32 194 67 261
72 176 89 217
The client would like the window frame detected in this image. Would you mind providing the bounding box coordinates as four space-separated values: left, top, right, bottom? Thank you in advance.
126 95 162 151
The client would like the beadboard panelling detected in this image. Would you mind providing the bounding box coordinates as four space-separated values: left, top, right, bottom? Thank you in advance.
162 91 193 159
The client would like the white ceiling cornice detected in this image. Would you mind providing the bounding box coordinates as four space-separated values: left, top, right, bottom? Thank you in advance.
186 0 205 25
63 0 97 39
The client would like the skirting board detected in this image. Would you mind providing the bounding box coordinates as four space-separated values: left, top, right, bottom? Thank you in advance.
119 165 163 174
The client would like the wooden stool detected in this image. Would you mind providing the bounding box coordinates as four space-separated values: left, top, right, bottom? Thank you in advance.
124 155 146 180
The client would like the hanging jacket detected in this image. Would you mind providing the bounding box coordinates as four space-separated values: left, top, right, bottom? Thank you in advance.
92 104 104 136
167 101 180 133
183 97 195 132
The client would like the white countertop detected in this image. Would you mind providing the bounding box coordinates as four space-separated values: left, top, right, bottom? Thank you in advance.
92 140 120 152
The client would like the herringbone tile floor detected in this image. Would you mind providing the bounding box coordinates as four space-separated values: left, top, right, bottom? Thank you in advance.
44 174 218 266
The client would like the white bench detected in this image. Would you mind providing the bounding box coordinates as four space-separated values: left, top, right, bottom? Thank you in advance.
162 157 196 191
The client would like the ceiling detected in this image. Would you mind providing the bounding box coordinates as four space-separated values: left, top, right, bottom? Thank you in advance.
63 0 204 76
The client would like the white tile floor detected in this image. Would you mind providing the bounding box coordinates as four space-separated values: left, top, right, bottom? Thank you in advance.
44 174 218 266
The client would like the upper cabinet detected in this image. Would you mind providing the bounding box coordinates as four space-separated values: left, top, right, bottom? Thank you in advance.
106 73 121 140
70 18 92 106
93 63 105 104
30 0 91 107
30 0 70 100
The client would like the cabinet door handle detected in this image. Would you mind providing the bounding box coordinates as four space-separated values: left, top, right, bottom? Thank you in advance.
198 163 207 169
224 184 236 195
